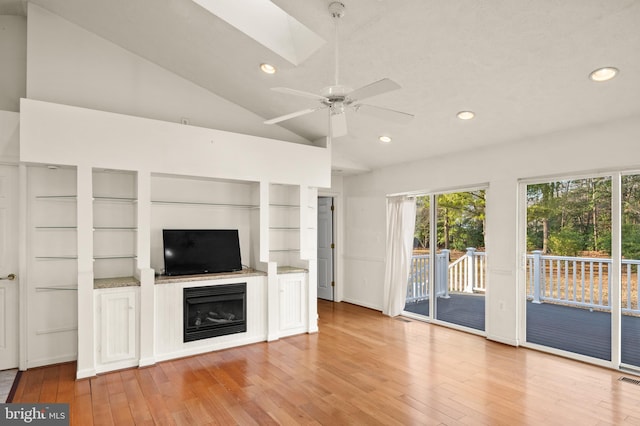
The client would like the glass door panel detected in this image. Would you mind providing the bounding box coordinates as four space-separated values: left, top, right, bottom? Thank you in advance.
404 196 430 317
621 174 640 367
434 190 486 331
526 177 612 360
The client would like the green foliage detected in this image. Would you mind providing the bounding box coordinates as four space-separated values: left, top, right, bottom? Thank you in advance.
413 190 485 251
622 224 640 259
527 178 612 255
547 228 583 256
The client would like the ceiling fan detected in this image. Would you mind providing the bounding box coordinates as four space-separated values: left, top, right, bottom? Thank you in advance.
264 2 414 138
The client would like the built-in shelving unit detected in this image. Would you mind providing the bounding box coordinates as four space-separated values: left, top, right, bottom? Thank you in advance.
150 174 262 274
93 169 138 282
269 184 302 267
27 165 79 367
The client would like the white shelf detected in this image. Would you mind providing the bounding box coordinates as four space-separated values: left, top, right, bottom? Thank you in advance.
93 196 137 203
35 285 78 292
269 203 300 208
35 226 77 230
35 195 77 200
93 255 137 260
35 255 78 260
152 200 258 209
93 227 137 231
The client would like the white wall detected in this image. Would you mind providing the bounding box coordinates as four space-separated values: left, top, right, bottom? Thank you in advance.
0 15 26 112
25 4 308 146
341 115 640 344
0 111 19 163
20 98 330 187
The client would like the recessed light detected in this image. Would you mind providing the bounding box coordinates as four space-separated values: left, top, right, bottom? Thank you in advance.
260 63 276 74
589 67 618 82
379 136 392 143
457 111 475 120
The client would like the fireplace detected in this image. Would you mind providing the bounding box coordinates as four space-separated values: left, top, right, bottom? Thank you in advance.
183 283 247 342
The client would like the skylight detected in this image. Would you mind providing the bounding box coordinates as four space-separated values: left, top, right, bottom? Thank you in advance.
192 0 325 65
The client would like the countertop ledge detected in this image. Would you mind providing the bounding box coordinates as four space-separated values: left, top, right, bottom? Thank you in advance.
277 266 308 274
155 269 267 284
94 276 140 289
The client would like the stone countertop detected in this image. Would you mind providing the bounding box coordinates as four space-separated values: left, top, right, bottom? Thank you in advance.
94 276 140 289
277 266 308 274
155 269 267 284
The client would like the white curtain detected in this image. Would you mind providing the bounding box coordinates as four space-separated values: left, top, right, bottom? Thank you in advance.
382 196 417 317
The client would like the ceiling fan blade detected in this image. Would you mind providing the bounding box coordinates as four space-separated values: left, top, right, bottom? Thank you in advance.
330 111 348 138
264 107 323 125
271 87 328 101
347 78 401 102
355 104 414 124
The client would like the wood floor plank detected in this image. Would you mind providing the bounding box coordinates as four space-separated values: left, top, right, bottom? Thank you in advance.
12 300 640 425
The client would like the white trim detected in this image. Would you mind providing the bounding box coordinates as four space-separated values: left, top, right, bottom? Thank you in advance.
517 167 640 185
429 319 486 337
522 341 614 370
76 368 97 380
486 334 519 346
341 298 381 312
388 182 489 198
611 173 622 367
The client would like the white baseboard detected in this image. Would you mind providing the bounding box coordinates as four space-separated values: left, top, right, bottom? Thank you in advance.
138 356 156 368
76 368 97 380
341 297 382 312
486 334 519 347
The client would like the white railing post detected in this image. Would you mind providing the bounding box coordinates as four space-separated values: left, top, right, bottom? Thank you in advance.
464 247 476 293
532 250 543 304
439 250 450 298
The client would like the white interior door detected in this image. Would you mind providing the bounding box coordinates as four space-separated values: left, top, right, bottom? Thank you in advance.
317 197 333 301
0 165 19 370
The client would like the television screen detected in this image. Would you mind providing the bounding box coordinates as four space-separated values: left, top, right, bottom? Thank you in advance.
162 229 242 276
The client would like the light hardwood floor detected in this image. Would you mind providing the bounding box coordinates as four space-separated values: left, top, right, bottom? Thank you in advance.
11 300 640 425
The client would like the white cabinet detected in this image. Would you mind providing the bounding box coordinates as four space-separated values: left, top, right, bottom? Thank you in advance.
278 272 308 336
95 287 139 372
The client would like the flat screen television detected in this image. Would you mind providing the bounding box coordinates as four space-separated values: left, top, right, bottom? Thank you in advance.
162 229 242 276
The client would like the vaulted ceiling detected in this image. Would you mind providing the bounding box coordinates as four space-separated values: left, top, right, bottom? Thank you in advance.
3 0 640 173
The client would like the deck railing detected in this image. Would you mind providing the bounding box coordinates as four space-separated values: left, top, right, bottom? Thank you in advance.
406 248 486 303
526 251 640 313
407 250 640 314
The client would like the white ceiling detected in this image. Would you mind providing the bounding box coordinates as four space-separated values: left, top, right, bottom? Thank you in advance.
3 0 640 172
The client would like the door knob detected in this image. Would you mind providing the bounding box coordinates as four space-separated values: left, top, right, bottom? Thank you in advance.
1 273 16 281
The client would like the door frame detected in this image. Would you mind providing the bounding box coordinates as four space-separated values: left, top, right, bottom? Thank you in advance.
517 170 626 370
0 163 20 370
317 196 334 301
318 190 342 302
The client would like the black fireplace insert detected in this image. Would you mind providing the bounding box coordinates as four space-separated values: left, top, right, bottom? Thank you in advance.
183 283 247 342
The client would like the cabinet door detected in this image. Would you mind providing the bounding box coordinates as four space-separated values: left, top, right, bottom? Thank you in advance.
99 291 136 363
279 274 306 333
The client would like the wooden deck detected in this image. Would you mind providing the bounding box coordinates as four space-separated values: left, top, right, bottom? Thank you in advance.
405 294 640 366
10 300 640 424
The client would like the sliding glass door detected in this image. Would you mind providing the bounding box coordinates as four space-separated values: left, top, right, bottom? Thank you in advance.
525 177 612 360
434 190 486 331
621 174 640 368
403 190 487 332
404 196 431 317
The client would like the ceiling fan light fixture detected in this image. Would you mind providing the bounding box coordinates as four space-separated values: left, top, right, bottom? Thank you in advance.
260 63 276 74
589 67 618 82
379 135 392 143
457 111 475 120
